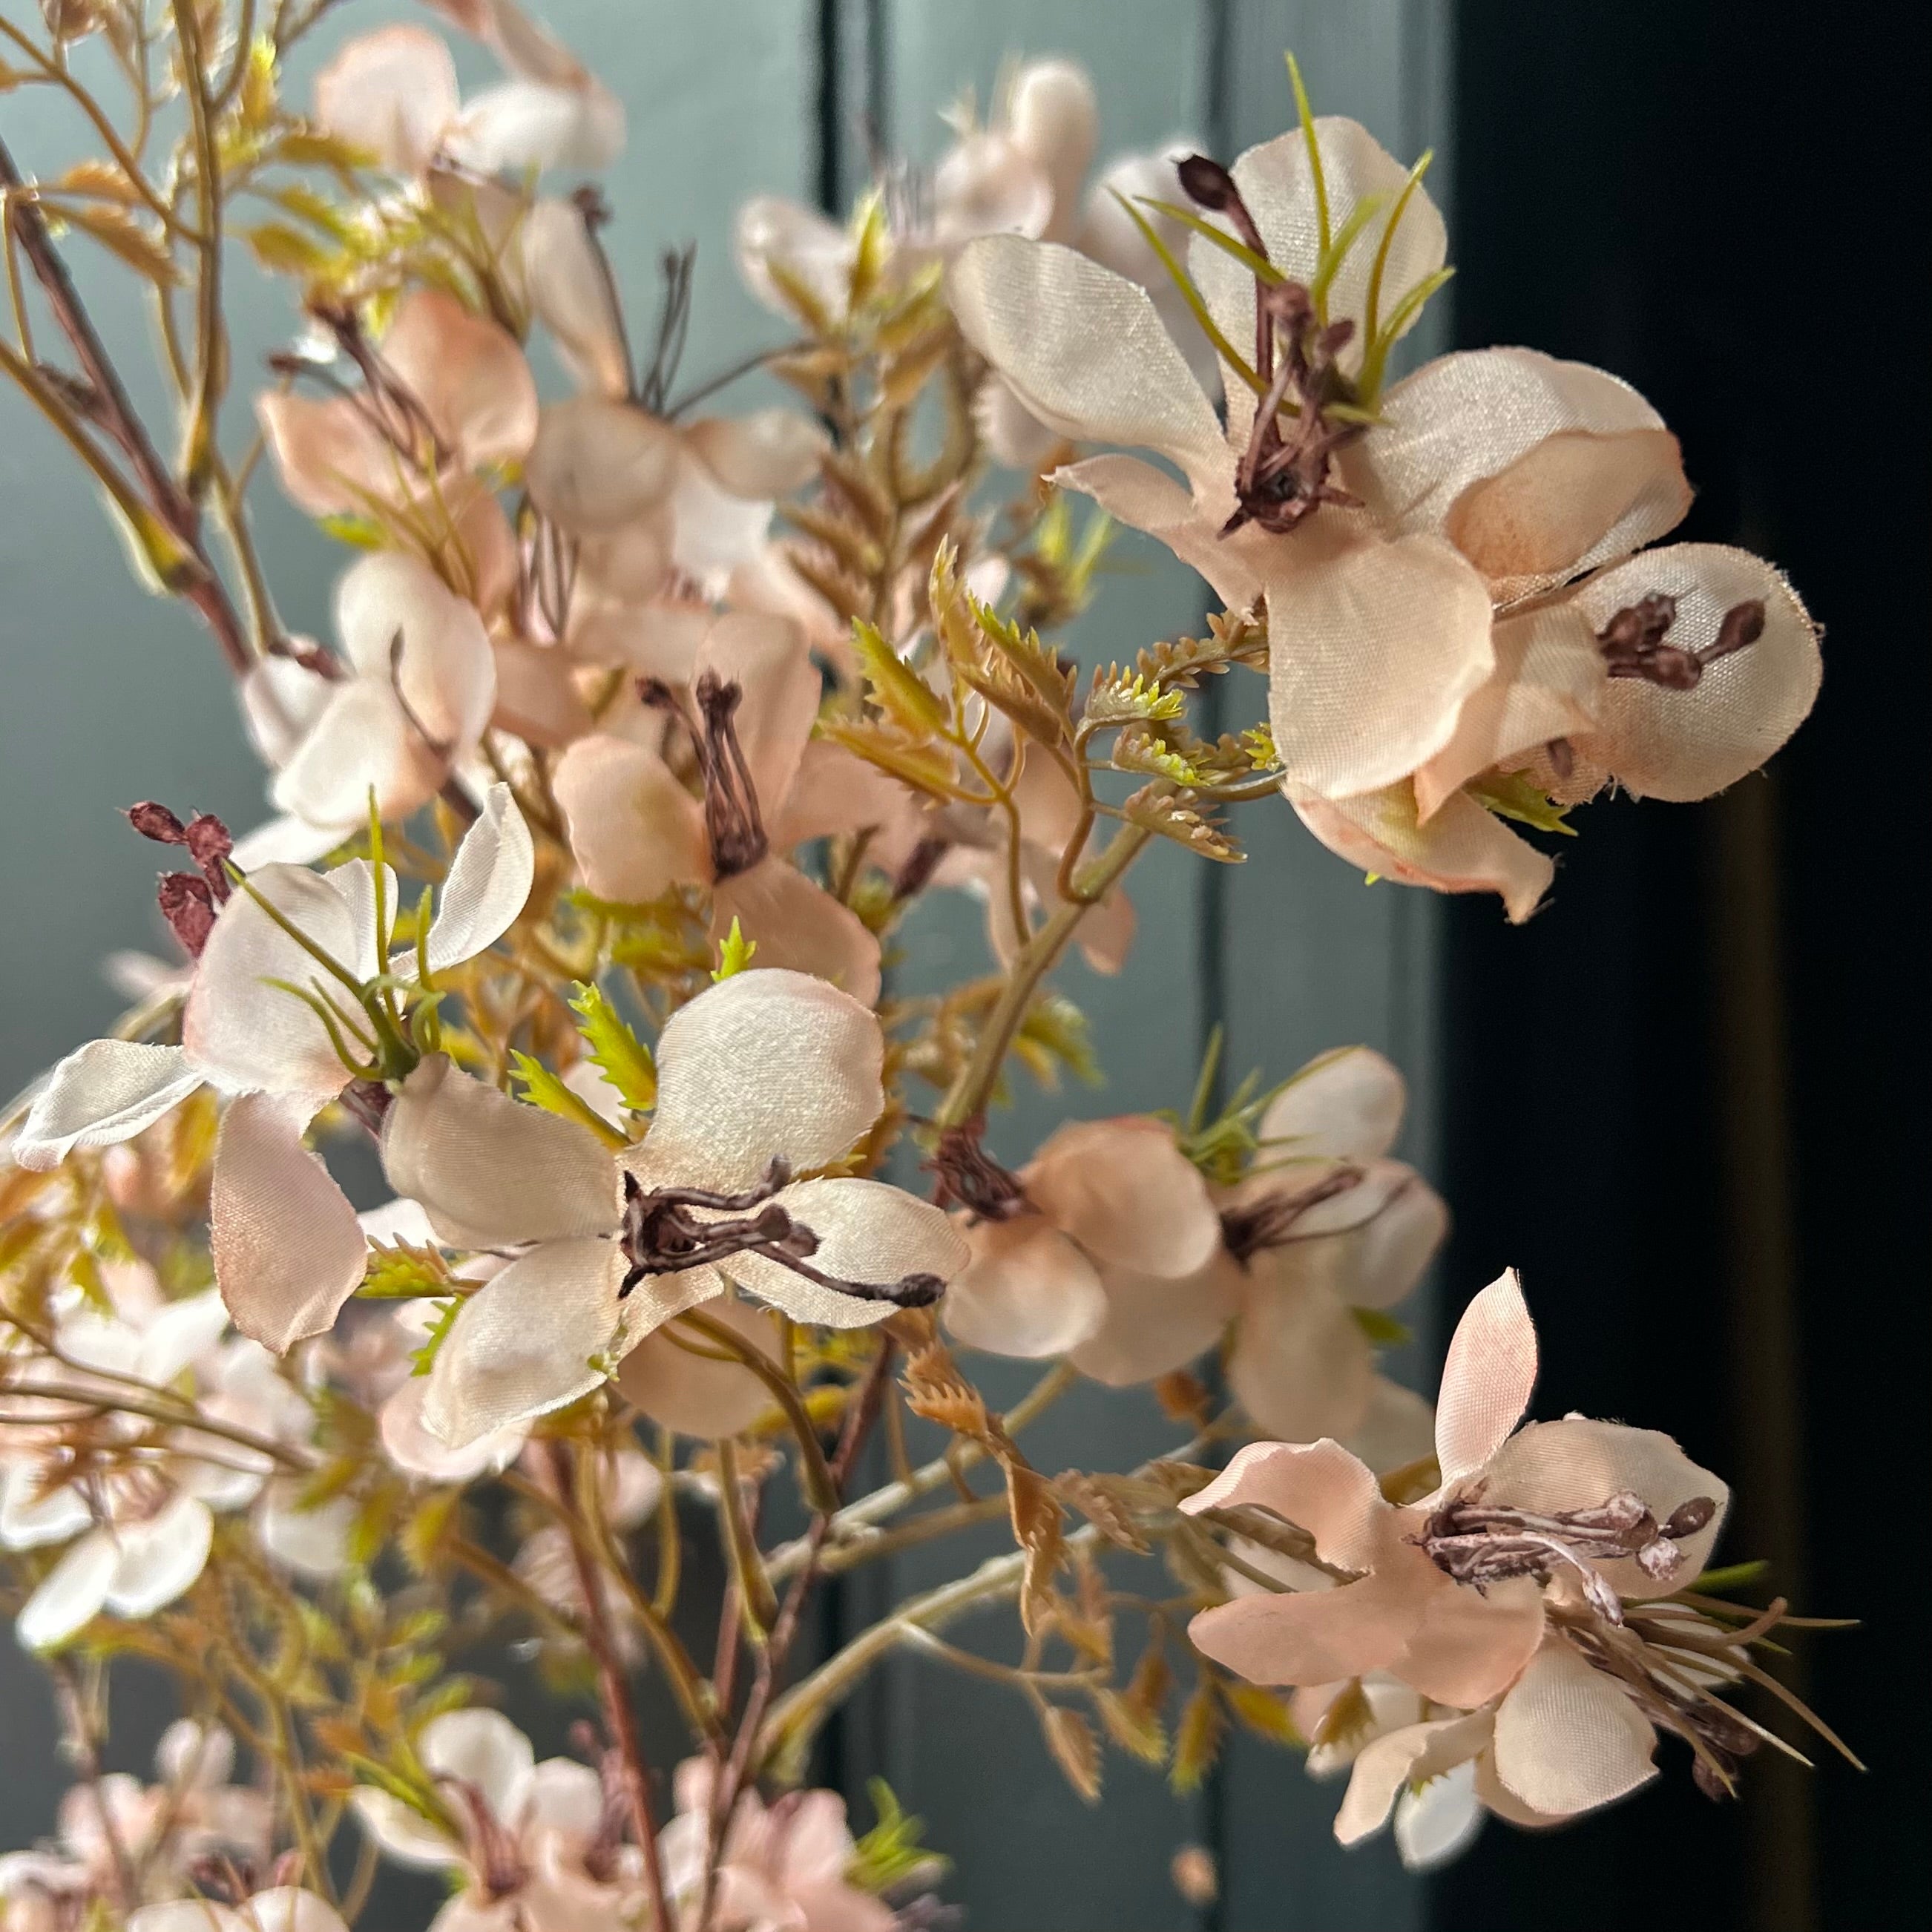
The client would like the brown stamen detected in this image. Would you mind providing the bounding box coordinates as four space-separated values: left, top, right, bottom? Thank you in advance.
1219 1164 1368 1264
925 1117 1028 1220
640 674 771 879
1597 594 1768 691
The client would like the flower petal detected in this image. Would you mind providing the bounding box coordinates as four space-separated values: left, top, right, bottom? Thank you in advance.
1266 530 1496 799
695 611 821 816
424 783 533 971
1178 1438 1390 1574
1562 544 1822 801
942 1214 1108 1359
735 194 855 320
13 1041 202 1169
314 25 459 177
1395 1574 1545 1708
1434 1269 1540 1485
553 732 711 903
380 1376 529 1481
618 1296 785 1438
525 397 682 536
421 1707 535 1820
712 861 883 1005
1259 1046 1407 1162
1068 1250 1244 1387
447 78 623 173
232 1890 349 1932
421 1238 624 1446
1393 1759 1485 1870
211 1094 367 1351
103 1493 214 1617
1289 781 1555 926
726 1177 968 1330
378 287 538 473
1054 453 1258 610
382 1057 620 1248
256 1487 355 1580
641 969 884 1192
15 1530 118 1650
522 196 631 398
1226 1275 1376 1445
1341 1377 1438 1476
1188 1565 1427 1690
1483 1416 1729 1597
1333 1712 1492 1847
269 681 420 832
684 411 829 499
334 550 496 756
253 393 392 518
1024 1117 1220 1278
349 1787 461 1870
948 237 1230 493
1491 1640 1659 1817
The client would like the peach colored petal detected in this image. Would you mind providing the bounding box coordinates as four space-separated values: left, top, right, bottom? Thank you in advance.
313 25 459 177
421 1237 624 1446
381 1056 620 1249
211 1094 366 1352
254 393 392 517
1289 781 1555 926
553 733 710 903
1258 1045 1407 1162
378 288 537 473
931 131 1054 249
948 237 1230 493
521 196 630 399
1188 1565 1427 1689
1563 544 1822 801
1341 1377 1437 1476
1005 59 1098 240
13 1041 201 1169
1490 1640 1659 1817
1024 1116 1220 1278
724 1177 968 1330
379 1376 527 1481
683 411 828 499
1482 1416 1729 1598
1226 1273 1376 1445
1433 1268 1539 1486
1333 1711 1494 1847
490 637 592 747
269 682 421 830
775 741 926 865
734 194 855 321
1068 1249 1245 1387
943 1214 1109 1359
1265 528 1496 799
1178 1438 1391 1574
1395 1572 1546 1708
1054 453 1257 610
640 969 884 1193
618 1298 784 1439
1414 596 1606 820
709 861 882 1005
525 397 681 536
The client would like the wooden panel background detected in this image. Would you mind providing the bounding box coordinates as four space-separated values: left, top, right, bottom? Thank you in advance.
0 4 1450 1927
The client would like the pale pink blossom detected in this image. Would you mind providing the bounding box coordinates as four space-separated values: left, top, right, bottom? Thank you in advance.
553 612 890 1000
380 969 966 1447
1181 1271 1728 1824
127 1892 352 1932
660 1759 896 1932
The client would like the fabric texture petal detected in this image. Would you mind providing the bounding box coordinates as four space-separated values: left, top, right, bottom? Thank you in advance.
13 1040 202 1169
1491 1640 1658 1816
424 783 534 971
617 1297 785 1439
1433 1268 1539 1485
943 1215 1108 1359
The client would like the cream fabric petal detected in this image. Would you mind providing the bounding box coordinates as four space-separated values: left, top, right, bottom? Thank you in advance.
1260 1046 1407 1161
447 78 622 174
1393 1759 1485 1871
15 1528 119 1649
254 393 392 518
643 969 884 1192
1564 545 1822 801
211 1094 367 1352
1178 1438 1390 1574
931 132 1053 248
229 814 351 871
241 652 336 770
1491 1640 1659 1817
1415 598 1606 820
1289 781 1556 927
1433 1269 1539 1486
1187 1565 1426 1689
183 864 363 1104
668 452 776 588
726 1177 968 1330
521 197 631 399
684 411 829 499
1051 454 1255 608
1341 1377 1438 1476
1024 1117 1220 1278
421 1707 536 1819
617 1297 785 1439
948 237 1230 492
1266 530 1496 798
349 1787 461 1869
420 1238 624 1445
733 194 856 320
1395 1572 1545 1709
694 611 822 819
424 784 533 971
13 1040 202 1169
354 553 498 755
381 1057 620 1249
942 1214 1108 1358
379 289 538 472
104 1493 214 1617
553 733 710 904
525 397 681 536
515 1758 605 1842
490 637 591 746
1007 59 1099 237
1226 1274 1376 1445
1068 1251 1245 1387
314 25 459 176
1247 1163 1445 1310
1359 348 1688 593
257 1490 355 1580
1483 1416 1729 1597
270 680 420 830
1333 1712 1493 1847
710 862 883 1006
127 1905 249 1932
232 1890 350 1932
380 1376 528 1481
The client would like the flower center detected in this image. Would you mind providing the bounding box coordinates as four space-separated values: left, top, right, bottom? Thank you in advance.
640 673 771 879
1219 1164 1368 1264
1177 155 1367 538
617 1160 943 1308
1597 592 1766 690
925 1119 1029 1220
1417 1484 1717 1624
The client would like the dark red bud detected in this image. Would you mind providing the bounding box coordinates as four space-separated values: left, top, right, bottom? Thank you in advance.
157 872 216 958
126 801 188 846
182 813 235 901
1665 1496 1718 1538
1177 154 1240 211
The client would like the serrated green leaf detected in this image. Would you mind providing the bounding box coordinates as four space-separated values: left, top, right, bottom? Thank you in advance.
852 619 947 737
568 982 656 1111
712 918 758 981
509 1051 626 1146
1467 769 1577 837
408 1298 461 1378
358 1241 453 1300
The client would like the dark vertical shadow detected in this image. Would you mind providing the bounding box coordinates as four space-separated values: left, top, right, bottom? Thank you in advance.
1436 3 1928 1928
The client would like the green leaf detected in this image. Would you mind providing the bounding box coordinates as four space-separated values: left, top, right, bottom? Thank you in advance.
316 510 387 550
1467 769 1577 837
852 619 947 738
243 221 336 277
509 1051 626 1146
568 982 656 1112
1350 1306 1413 1348
1688 1560 1772 1596
408 1298 461 1377
359 1241 454 1300
712 918 758 981
846 1778 948 1894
